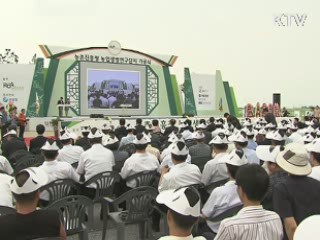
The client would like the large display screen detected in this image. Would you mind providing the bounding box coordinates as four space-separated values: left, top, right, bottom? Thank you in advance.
80 63 147 116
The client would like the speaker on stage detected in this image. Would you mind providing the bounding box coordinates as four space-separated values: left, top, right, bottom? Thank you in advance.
90 114 104 118
273 93 281 107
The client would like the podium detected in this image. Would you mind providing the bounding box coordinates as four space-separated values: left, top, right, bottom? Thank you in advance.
57 104 71 117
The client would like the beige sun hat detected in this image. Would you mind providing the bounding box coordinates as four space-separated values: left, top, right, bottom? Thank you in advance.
276 143 312 176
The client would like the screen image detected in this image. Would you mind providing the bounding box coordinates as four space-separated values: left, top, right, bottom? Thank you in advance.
88 69 140 109
80 62 147 116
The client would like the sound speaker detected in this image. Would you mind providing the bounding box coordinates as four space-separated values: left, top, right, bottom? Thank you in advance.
90 114 104 118
273 93 281 107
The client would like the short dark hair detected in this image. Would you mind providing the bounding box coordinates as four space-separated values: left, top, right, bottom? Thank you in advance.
135 143 147 150
60 138 72 145
199 119 206 124
169 209 198 231
171 153 188 162
106 142 119 151
82 132 90 137
152 119 159 126
212 143 228 151
272 140 285 146
170 119 176 126
12 171 38 204
311 152 320 164
36 124 45 134
236 164 269 202
119 119 126 125
8 125 17 131
185 119 191 126
42 150 58 159
209 117 215 123
226 163 240 179
136 118 142 124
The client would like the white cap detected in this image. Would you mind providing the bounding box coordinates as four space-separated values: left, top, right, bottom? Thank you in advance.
192 131 205 140
171 141 189 156
168 133 181 143
256 145 283 163
301 134 315 143
243 127 255 136
41 140 59 151
306 138 320 153
316 128 320 137
271 131 285 141
196 123 206 130
305 126 316 134
209 132 230 144
10 167 48 194
294 215 320 240
88 129 103 139
3 129 17 138
277 122 288 130
179 123 188 129
243 121 252 127
133 133 151 144
258 128 267 135
81 126 91 133
265 123 276 129
156 187 201 217
103 135 119 145
228 132 248 143
102 124 111 130
289 124 298 130
59 130 72 140
126 124 135 130
219 149 248 166
276 143 311 176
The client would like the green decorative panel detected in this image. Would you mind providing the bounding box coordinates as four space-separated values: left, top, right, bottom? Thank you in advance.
184 68 197 115
146 66 159 114
27 58 45 117
65 62 80 115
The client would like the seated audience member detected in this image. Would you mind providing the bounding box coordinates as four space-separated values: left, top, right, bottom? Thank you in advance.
120 133 159 188
0 154 13 175
158 141 201 192
196 123 212 144
134 118 146 134
215 164 283 240
160 133 181 161
38 140 79 203
180 123 193 140
185 119 194 133
145 132 161 160
1 129 28 159
114 118 127 141
57 129 84 165
256 145 287 210
271 131 286 146
29 124 48 154
101 124 113 136
244 128 258 150
201 149 248 236
0 167 67 239
75 126 92 151
164 119 179 137
104 134 129 173
0 172 14 207
189 131 211 158
201 133 229 186
152 119 162 133
206 117 216 132
119 124 136 148
156 187 205 240
229 131 260 164
273 143 320 240
77 128 115 197
307 138 320 181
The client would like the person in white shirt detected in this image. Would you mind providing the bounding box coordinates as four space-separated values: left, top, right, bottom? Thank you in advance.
158 141 201 192
201 149 248 235
201 133 229 187
119 124 136 149
38 140 80 203
0 155 13 175
229 131 259 165
120 133 160 188
156 187 205 240
57 130 84 165
214 164 283 240
0 173 14 207
307 138 320 181
76 127 115 183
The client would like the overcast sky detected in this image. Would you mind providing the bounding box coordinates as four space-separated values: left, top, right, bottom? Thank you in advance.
0 0 319 107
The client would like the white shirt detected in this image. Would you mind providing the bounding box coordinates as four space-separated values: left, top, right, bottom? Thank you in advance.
119 134 135 148
160 154 192 169
309 166 320 181
181 130 193 140
159 235 205 240
57 144 84 164
76 144 115 183
201 153 228 186
288 132 302 143
243 147 260 164
214 206 283 240
161 144 174 161
0 174 13 207
39 160 80 200
159 162 201 192
0 156 13 175
202 180 241 233
120 152 160 188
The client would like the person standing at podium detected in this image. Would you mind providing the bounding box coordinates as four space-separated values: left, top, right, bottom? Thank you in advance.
57 97 64 117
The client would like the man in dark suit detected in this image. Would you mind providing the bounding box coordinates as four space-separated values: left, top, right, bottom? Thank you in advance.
57 97 64 117
163 119 179 137
114 119 128 141
1 129 28 161
134 118 146 134
29 124 48 155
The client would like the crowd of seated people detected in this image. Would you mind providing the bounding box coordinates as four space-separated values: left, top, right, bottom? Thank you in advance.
0 114 320 239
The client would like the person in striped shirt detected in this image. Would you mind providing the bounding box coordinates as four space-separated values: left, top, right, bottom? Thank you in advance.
214 164 283 240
